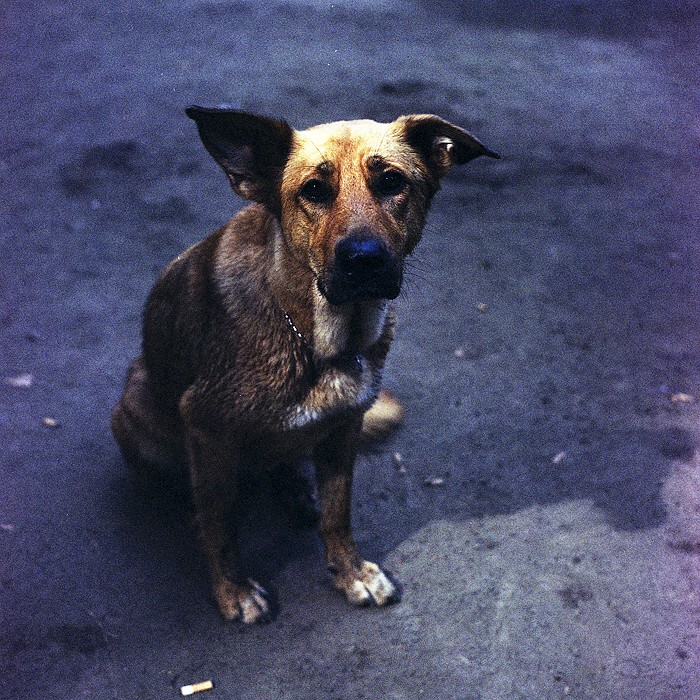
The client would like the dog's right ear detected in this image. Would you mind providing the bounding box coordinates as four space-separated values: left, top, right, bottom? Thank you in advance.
186 106 294 211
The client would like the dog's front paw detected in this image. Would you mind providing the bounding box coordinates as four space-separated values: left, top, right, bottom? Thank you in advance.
214 578 271 624
332 560 400 607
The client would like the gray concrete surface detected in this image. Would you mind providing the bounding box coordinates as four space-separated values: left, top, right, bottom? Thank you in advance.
2 1 700 698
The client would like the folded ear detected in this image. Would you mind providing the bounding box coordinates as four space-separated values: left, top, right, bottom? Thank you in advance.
185 106 294 211
397 114 499 183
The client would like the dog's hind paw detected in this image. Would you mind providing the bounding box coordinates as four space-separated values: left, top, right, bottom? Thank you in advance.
361 389 404 440
333 560 401 607
214 578 271 624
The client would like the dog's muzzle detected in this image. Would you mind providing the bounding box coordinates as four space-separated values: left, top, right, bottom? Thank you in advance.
319 234 402 306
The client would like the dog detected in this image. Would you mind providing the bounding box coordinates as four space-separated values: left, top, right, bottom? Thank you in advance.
111 108 497 623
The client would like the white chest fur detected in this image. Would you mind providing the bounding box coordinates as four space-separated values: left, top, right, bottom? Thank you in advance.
284 353 380 430
312 288 389 361
285 293 389 431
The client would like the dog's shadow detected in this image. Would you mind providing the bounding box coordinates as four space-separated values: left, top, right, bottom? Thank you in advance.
108 413 682 625
108 456 327 621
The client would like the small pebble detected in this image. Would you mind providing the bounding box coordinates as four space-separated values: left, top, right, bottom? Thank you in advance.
4 373 33 388
392 452 407 474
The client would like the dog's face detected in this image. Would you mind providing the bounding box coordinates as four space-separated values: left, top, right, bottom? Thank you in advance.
186 108 497 306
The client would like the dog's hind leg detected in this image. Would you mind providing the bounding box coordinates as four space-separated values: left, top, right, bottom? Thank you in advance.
361 389 404 440
111 356 187 482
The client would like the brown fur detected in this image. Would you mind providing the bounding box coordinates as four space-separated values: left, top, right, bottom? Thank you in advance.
111 108 497 622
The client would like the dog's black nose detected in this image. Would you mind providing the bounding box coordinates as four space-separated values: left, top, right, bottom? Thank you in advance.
335 236 392 276
322 234 402 306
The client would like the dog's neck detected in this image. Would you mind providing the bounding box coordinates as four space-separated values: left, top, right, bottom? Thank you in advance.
269 227 389 362
311 288 389 361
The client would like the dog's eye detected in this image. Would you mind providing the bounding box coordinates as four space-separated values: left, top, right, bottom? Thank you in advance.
375 170 407 197
299 179 332 205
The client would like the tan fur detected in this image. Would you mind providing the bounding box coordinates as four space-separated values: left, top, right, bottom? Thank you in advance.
111 108 497 623
361 389 405 439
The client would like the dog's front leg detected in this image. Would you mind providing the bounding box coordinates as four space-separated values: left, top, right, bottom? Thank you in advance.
314 418 399 608
181 393 270 623
186 432 270 623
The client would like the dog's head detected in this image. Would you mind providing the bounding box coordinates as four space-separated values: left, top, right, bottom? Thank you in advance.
186 107 497 307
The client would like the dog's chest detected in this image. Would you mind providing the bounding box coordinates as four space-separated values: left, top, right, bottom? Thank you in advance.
283 354 380 431
213 260 388 436
217 317 381 439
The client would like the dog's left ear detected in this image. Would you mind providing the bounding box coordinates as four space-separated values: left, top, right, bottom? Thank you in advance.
186 106 294 211
398 114 499 182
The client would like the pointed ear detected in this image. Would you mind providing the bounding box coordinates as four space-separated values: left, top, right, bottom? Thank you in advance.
185 106 294 210
397 114 499 182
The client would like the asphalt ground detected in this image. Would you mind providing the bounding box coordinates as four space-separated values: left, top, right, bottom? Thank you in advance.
2 1 700 698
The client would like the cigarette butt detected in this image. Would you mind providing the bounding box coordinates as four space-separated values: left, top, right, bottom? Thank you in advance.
476 302 488 313
42 417 60 428
671 392 694 404
552 451 567 464
181 680 214 696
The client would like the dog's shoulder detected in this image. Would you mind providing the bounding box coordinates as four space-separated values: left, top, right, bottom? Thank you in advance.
209 204 280 319
221 203 274 248
152 204 276 318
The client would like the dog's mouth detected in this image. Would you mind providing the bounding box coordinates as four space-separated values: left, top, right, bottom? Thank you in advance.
318 235 402 307
317 277 401 307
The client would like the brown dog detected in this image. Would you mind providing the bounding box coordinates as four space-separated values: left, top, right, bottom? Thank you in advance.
111 108 497 623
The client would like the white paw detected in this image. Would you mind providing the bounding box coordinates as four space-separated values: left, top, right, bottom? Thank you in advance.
238 581 270 623
215 578 270 624
337 561 400 607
